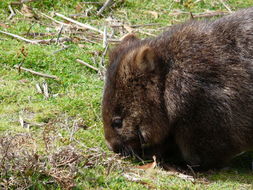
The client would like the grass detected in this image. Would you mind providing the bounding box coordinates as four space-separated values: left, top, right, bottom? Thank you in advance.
0 0 253 189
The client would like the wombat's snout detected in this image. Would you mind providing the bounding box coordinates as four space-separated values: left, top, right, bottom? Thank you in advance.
105 139 123 153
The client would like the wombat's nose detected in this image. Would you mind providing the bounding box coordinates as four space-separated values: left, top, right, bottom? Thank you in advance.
105 139 124 153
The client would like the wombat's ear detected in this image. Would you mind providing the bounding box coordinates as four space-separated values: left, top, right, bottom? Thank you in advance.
135 46 155 72
120 33 139 44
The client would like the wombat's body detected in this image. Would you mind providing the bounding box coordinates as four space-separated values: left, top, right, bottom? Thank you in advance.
102 7 253 169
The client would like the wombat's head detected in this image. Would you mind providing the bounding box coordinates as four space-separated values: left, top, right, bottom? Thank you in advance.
102 34 170 158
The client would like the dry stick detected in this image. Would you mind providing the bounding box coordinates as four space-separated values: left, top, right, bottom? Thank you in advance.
131 23 162 28
25 32 55 37
42 82 49 98
14 65 59 79
219 0 232 13
21 0 38 3
52 45 71 54
107 38 121 43
136 30 156 37
35 83 43 94
70 7 93 18
103 26 107 48
19 115 25 128
76 59 99 72
36 37 71 44
56 24 64 44
100 44 109 67
81 1 103 4
189 12 194 19
10 0 37 5
81 36 97 44
0 30 37 44
0 30 71 44
39 12 69 26
168 10 188 16
187 164 197 178
97 0 113 16
194 11 227 18
26 23 36 36
56 157 78 167
194 0 202 3
7 5 16 20
98 45 108 80
69 13 86 18
55 13 103 34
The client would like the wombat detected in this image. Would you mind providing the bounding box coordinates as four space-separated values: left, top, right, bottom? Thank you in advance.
102 7 253 170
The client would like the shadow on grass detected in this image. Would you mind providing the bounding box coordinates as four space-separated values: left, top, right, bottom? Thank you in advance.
203 152 253 185
140 151 253 185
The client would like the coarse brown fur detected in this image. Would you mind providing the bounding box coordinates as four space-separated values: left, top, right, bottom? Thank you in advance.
102 7 253 170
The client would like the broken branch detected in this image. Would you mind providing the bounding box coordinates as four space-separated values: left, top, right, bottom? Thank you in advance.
193 11 228 18
14 65 59 80
219 0 233 13
0 30 71 44
56 24 64 44
8 5 16 20
55 13 103 34
35 37 71 44
76 59 99 72
39 12 69 26
0 30 37 44
97 0 114 16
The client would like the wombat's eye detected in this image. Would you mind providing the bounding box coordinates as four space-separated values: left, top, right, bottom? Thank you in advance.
112 117 123 129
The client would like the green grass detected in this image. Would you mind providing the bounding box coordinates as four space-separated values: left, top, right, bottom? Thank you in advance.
1 0 253 189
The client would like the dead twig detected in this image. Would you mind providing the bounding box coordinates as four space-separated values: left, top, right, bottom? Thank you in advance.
219 0 232 13
35 37 71 44
81 1 103 4
168 10 228 18
52 45 72 54
131 23 162 28
26 23 36 36
35 83 43 94
8 5 16 20
80 36 97 44
0 30 71 44
136 30 156 37
10 0 37 5
56 157 78 167
19 115 30 129
194 0 203 3
193 11 228 18
25 32 55 37
187 164 197 178
14 65 59 80
103 26 108 48
42 82 49 98
21 0 38 3
0 30 37 44
69 13 87 18
39 12 69 26
190 12 194 19
55 13 103 34
107 38 121 43
69 7 93 18
97 0 114 16
56 24 64 44
99 44 109 67
76 59 99 72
